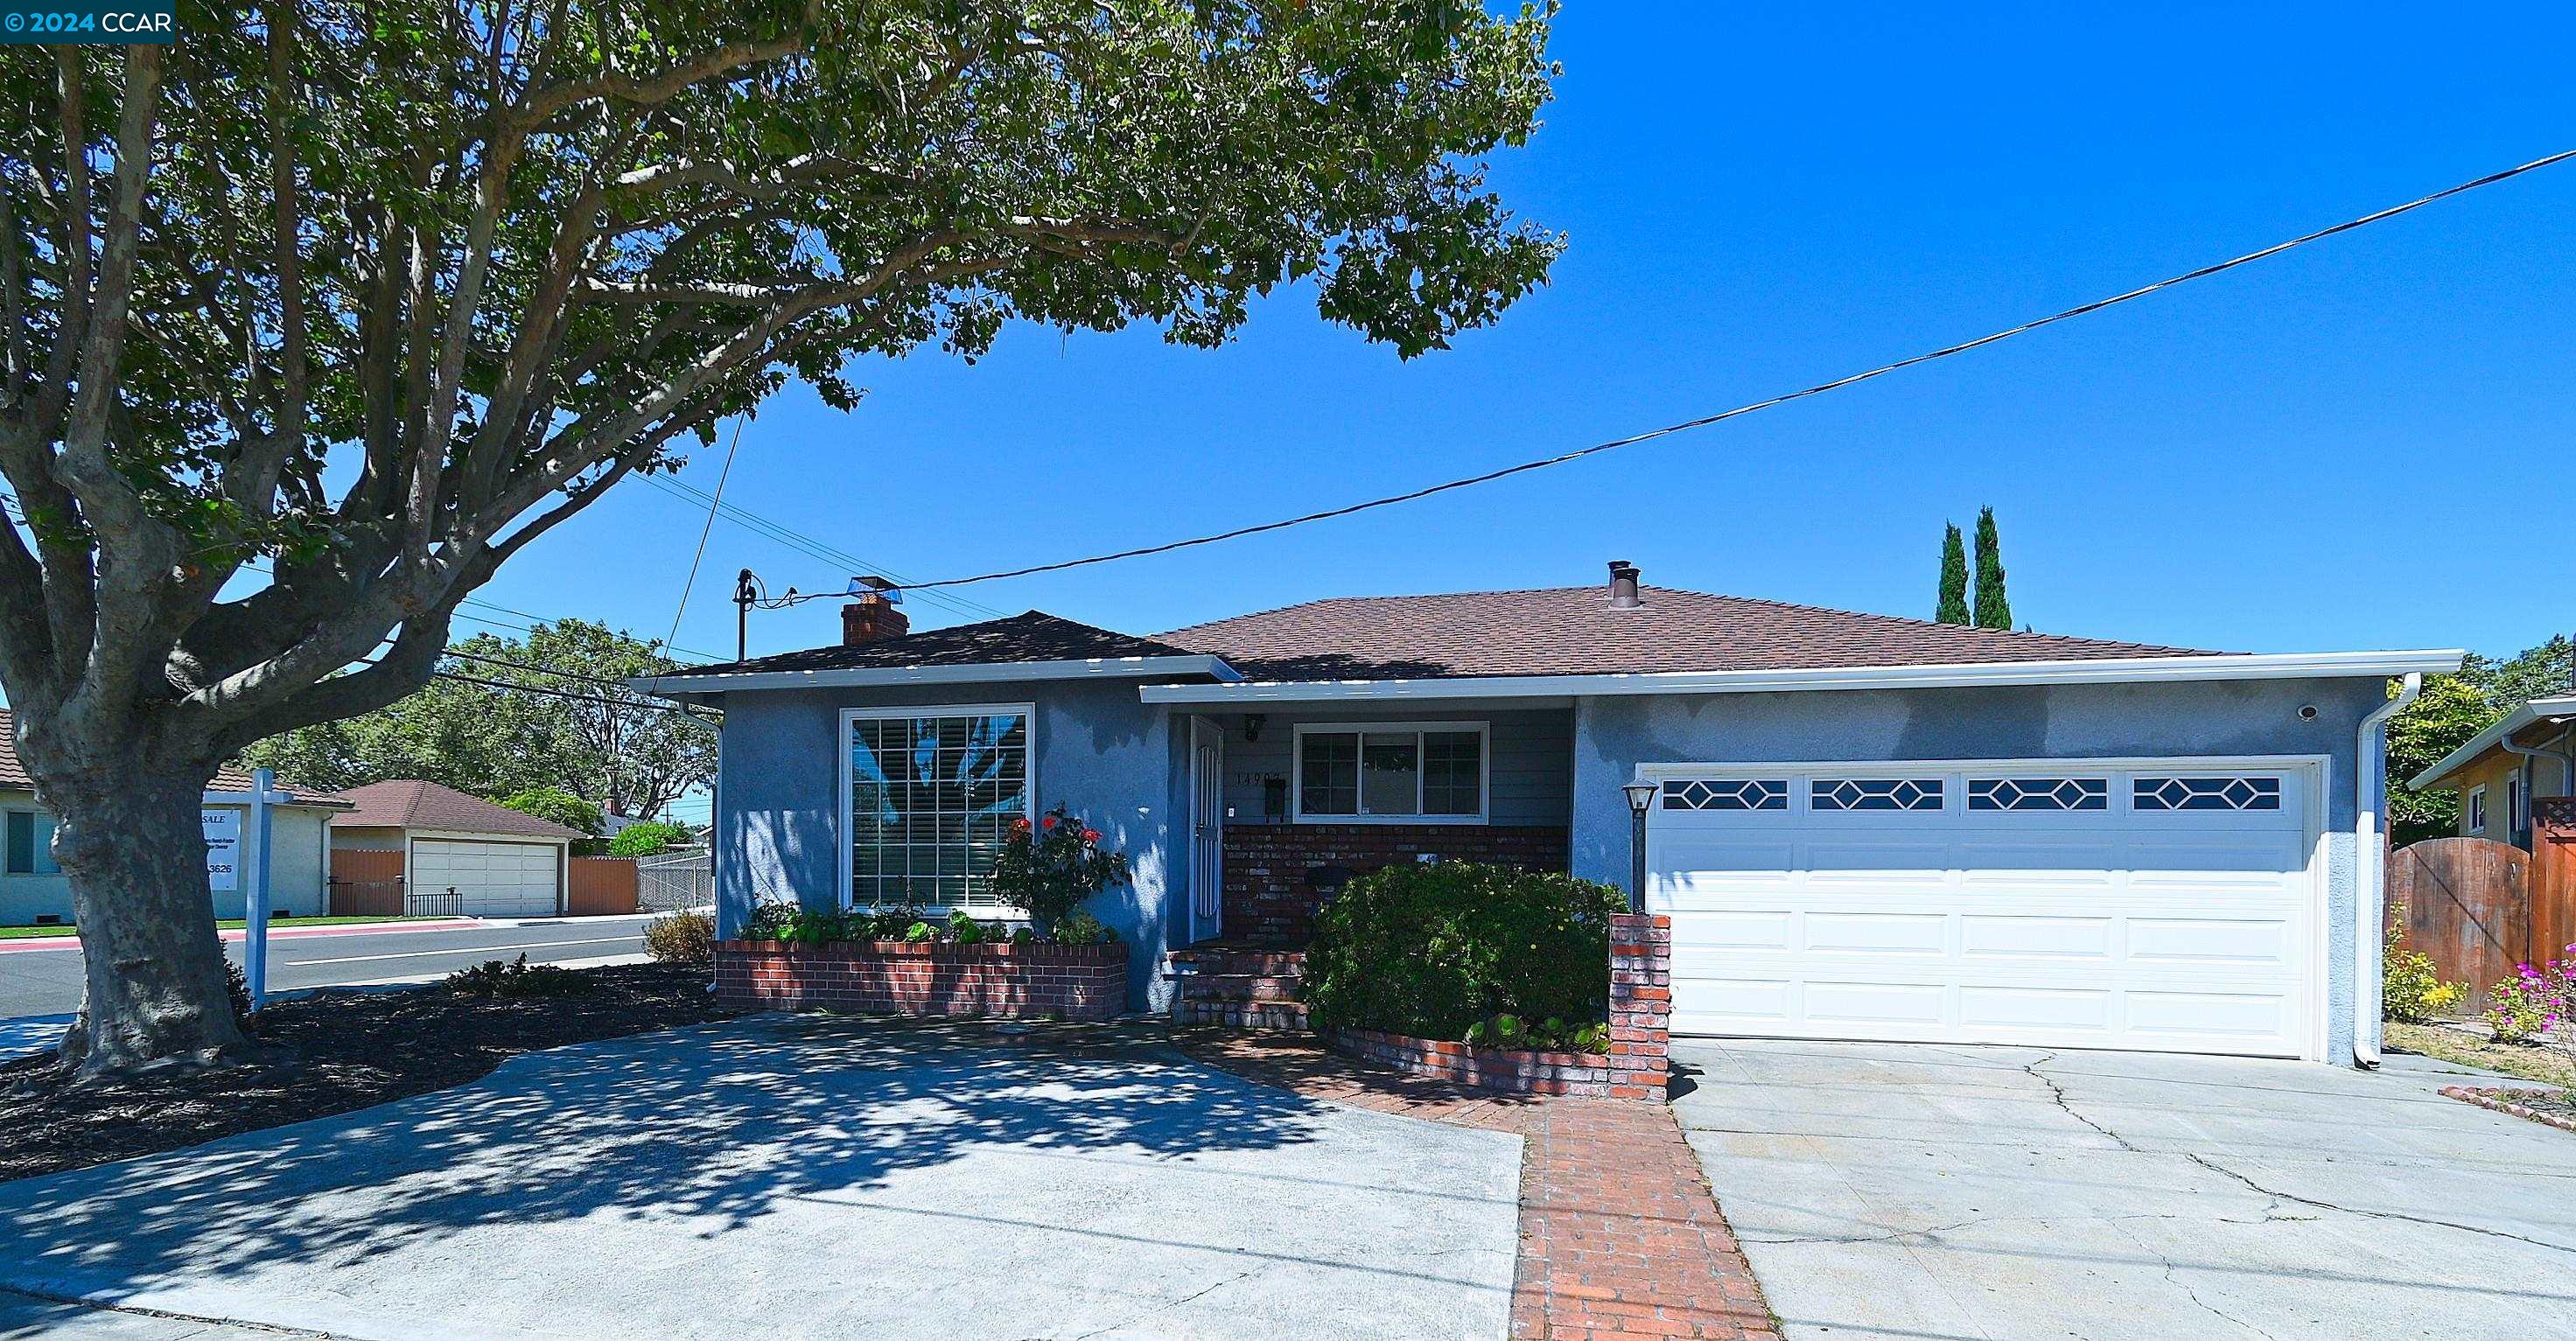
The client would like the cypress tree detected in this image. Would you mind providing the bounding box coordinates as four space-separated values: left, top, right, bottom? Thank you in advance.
1972 506 2012 630
1935 524 1970 625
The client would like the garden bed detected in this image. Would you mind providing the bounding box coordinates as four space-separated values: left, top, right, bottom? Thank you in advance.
2384 1022 2576 1089
714 938 1127 1021
1326 1024 1614 1098
2439 1086 2576 1134
0 963 738 1183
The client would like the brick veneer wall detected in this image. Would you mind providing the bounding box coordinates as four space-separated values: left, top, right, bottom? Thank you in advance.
713 940 1127 1022
1220 822 1570 941
1606 913 1674 1100
1327 1027 1614 1097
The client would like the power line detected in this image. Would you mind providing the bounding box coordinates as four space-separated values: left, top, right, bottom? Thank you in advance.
635 471 1011 622
664 417 746 653
871 147 2576 595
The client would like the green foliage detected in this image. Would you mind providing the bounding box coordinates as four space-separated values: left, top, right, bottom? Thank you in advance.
1970 506 2012 630
607 821 696 858
1464 1013 1608 1053
1934 523 1970 625
902 920 937 943
992 807 1130 932
1047 910 1117 946
444 954 596 999
499 788 606 840
1301 860 1628 1041
948 911 987 945
644 910 717 966
242 623 717 819
2386 636 2576 844
2487 973 2552 1044
225 960 252 1022
2381 909 2462 1023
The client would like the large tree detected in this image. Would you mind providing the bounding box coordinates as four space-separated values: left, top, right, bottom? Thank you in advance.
0 0 1560 1073
242 620 717 821
1933 522 1968 625
1970 505 2012 630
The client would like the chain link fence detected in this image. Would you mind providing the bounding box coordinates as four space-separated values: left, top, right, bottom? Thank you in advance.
637 849 714 912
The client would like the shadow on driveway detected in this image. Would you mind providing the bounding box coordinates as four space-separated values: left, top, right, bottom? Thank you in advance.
0 1014 1522 1341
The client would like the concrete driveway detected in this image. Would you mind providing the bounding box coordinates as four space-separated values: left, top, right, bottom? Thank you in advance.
0 1016 1521 1341
1675 1039 2576 1341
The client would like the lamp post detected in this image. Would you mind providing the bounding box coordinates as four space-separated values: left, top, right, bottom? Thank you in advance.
1620 781 1657 914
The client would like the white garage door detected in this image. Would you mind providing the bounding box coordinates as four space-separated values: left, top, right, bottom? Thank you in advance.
414 839 560 918
1647 759 2324 1059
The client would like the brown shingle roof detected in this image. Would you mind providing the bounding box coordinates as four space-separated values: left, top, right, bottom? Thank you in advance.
648 611 1216 680
329 779 586 839
0 709 344 802
1156 585 2223 681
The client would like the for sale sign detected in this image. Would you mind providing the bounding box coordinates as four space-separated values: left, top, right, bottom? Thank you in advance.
203 808 241 892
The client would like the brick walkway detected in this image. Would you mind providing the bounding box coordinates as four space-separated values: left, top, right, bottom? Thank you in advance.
1174 1029 1779 1341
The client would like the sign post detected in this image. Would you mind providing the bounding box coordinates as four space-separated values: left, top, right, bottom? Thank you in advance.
242 768 279 1008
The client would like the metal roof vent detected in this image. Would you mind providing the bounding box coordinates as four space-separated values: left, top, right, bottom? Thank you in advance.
1606 561 1643 610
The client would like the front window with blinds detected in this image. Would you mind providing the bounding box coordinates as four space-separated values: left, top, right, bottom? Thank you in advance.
1294 723 1488 822
844 706 1030 910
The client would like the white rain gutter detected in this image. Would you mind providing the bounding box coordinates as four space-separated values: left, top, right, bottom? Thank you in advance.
2352 672 2421 1069
1138 649 2466 704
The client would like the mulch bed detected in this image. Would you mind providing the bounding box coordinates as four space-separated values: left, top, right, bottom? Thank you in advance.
2440 1086 2576 1135
0 963 738 1184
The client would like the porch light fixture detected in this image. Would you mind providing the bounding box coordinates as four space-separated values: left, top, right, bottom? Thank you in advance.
1621 781 1658 914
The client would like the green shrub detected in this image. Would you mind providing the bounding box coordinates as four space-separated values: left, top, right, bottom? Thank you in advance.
2488 972 2551 1044
1463 1013 1610 1053
644 909 716 965
445 953 594 998
1048 909 1116 946
2382 910 2463 1023
992 807 1127 932
948 911 988 945
607 821 696 858
1301 860 1628 1041
225 960 252 1021
902 919 936 943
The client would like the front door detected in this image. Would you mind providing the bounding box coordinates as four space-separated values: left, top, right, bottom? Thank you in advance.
1190 717 1225 939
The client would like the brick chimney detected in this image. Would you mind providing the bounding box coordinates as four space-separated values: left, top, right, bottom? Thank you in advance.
842 591 909 646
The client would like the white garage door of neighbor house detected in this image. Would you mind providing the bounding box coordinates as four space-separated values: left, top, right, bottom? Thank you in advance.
413 840 560 918
1647 758 2325 1059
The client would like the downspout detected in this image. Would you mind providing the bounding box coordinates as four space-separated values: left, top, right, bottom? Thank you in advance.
2352 673 2421 1068
2497 719 2575 837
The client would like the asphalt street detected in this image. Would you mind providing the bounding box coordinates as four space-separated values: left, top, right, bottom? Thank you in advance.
0 914 662 1051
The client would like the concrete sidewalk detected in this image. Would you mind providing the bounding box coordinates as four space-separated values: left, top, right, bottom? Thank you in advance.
1675 1038 2576 1341
0 1015 1522 1341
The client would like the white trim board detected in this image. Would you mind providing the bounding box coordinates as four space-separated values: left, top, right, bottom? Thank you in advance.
1138 649 2465 704
631 654 1239 700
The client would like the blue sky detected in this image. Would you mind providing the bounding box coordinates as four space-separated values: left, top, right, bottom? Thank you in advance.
494 4 2573 676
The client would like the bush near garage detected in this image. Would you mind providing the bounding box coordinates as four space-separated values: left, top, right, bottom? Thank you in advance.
2383 908 2465 1023
1300 860 1628 1042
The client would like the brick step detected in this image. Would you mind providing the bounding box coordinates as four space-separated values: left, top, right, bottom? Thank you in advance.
1181 972 1303 1002
1170 947 1307 977
1178 998 1311 1030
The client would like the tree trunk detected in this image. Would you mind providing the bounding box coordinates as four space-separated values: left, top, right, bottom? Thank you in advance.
49 767 249 1074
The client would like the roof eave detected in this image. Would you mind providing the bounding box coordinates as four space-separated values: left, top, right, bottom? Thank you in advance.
2406 695 2576 791
627 653 1244 702
1137 649 2467 704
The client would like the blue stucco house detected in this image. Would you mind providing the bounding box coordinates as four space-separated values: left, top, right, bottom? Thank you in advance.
634 562 2458 1067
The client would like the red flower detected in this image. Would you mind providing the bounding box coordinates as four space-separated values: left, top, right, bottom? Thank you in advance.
1009 818 1031 834
1081 828 1102 843
1040 815 1057 831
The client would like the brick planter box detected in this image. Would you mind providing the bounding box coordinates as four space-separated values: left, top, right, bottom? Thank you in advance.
714 939 1126 1022
1326 1026 1616 1097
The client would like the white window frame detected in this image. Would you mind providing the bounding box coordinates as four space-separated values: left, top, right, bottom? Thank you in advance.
836 702 1037 913
4 807 60 877
2507 776 2524 835
2466 785 2488 835
1290 720 1490 825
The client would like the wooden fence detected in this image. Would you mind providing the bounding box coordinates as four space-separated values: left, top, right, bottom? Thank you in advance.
326 849 407 916
567 856 640 916
2390 798 2576 1011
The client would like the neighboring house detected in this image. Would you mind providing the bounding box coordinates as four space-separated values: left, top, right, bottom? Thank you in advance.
634 562 2460 1066
329 780 584 918
0 709 344 925
2404 695 2576 850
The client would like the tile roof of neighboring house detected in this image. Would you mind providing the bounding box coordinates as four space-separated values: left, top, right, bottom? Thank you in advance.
648 611 1215 679
329 779 587 839
0 709 345 803
1155 585 2223 682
